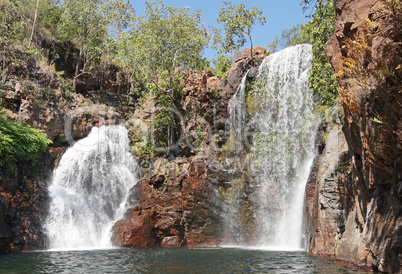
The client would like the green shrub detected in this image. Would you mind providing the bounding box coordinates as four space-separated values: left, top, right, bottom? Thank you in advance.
212 55 232 79
0 116 52 167
153 107 173 148
132 137 154 160
301 0 338 107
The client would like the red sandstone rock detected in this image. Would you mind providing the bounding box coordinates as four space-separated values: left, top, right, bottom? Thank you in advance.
160 236 182 247
308 0 402 272
235 46 267 63
111 158 224 248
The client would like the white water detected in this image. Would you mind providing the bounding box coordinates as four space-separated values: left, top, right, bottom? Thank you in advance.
227 44 317 250
228 71 249 152
45 125 139 250
222 72 250 245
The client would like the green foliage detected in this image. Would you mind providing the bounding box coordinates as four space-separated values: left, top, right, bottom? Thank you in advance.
58 0 134 90
212 55 232 79
267 24 313 52
64 84 73 99
133 138 155 160
193 124 206 151
118 1 208 151
153 107 173 147
216 1 266 59
119 1 208 92
0 116 52 168
301 0 338 107
0 1 28 83
384 1 402 8
37 0 62 33
150 77 183 148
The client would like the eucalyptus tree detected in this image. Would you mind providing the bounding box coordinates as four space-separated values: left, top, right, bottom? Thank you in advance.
28 0 40 48
217 1 266 60
118 1 209 152
58 0 133 90
301 0 338 106
0 1 27 83
267 24 313 52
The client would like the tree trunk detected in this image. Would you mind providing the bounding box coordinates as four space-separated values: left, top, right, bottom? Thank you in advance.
1 52 6 84
167 89 175 155
249 35 254 60
28 0 40 49
73 46 83 91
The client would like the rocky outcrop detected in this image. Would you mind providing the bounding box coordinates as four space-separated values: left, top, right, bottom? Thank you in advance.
0 33 139 253
305 123 352 254
2 81 128 141
111 158 225 247
112 48 261 247
307 0 402 272
0 147 63 252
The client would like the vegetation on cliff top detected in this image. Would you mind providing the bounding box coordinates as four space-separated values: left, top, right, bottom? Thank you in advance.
0 0 339 162
117 1 208 153
265 0 338 109
215 1 266 60
302 0 338 107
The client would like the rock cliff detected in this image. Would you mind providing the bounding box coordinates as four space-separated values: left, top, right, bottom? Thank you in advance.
0 33 139 252
0 33 263 251
306 0 402 272
111 47 266 247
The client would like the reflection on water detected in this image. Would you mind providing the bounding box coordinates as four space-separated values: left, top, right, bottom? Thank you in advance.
0 248 373 273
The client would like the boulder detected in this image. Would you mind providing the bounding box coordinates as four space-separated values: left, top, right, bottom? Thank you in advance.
235 46 267 63
111 158 225 248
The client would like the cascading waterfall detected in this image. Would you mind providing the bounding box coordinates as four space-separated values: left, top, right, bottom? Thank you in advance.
45 125 139 250
222 72 250 245
228 71 249 151
227 44 316 250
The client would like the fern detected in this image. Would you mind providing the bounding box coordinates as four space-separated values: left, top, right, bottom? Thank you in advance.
0 116 52 167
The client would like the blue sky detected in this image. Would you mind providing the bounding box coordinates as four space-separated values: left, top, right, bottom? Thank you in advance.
129 0 310 60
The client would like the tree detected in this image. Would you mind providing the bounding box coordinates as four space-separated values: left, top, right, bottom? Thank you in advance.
37 0 62 35
0 1 27 83
267 24 313 52
216 1 266 60
301 0 338 106
212 54 232 79
118 1 209 154
58 0 133 91
28 0 39 48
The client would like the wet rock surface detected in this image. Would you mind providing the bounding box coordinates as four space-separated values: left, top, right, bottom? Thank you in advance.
0 148 63 252
111 158 225 247
1 40 257 252
111 50 259 247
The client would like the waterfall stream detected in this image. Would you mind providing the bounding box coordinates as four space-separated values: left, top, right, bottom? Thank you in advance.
228 70 249 151
45 125 139 250
227 44 317 250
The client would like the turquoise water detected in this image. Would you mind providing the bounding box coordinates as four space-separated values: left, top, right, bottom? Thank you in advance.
0 248 373 273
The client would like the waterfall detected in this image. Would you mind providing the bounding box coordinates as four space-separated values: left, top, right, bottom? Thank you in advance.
223 72 249 245
45 125 139 250
228 71 249 151
227 44 316 250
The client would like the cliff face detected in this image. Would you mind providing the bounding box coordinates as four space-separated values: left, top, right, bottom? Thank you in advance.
111 47 267 248
307 0 402 272
0 33 141 252
0 29 264 251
